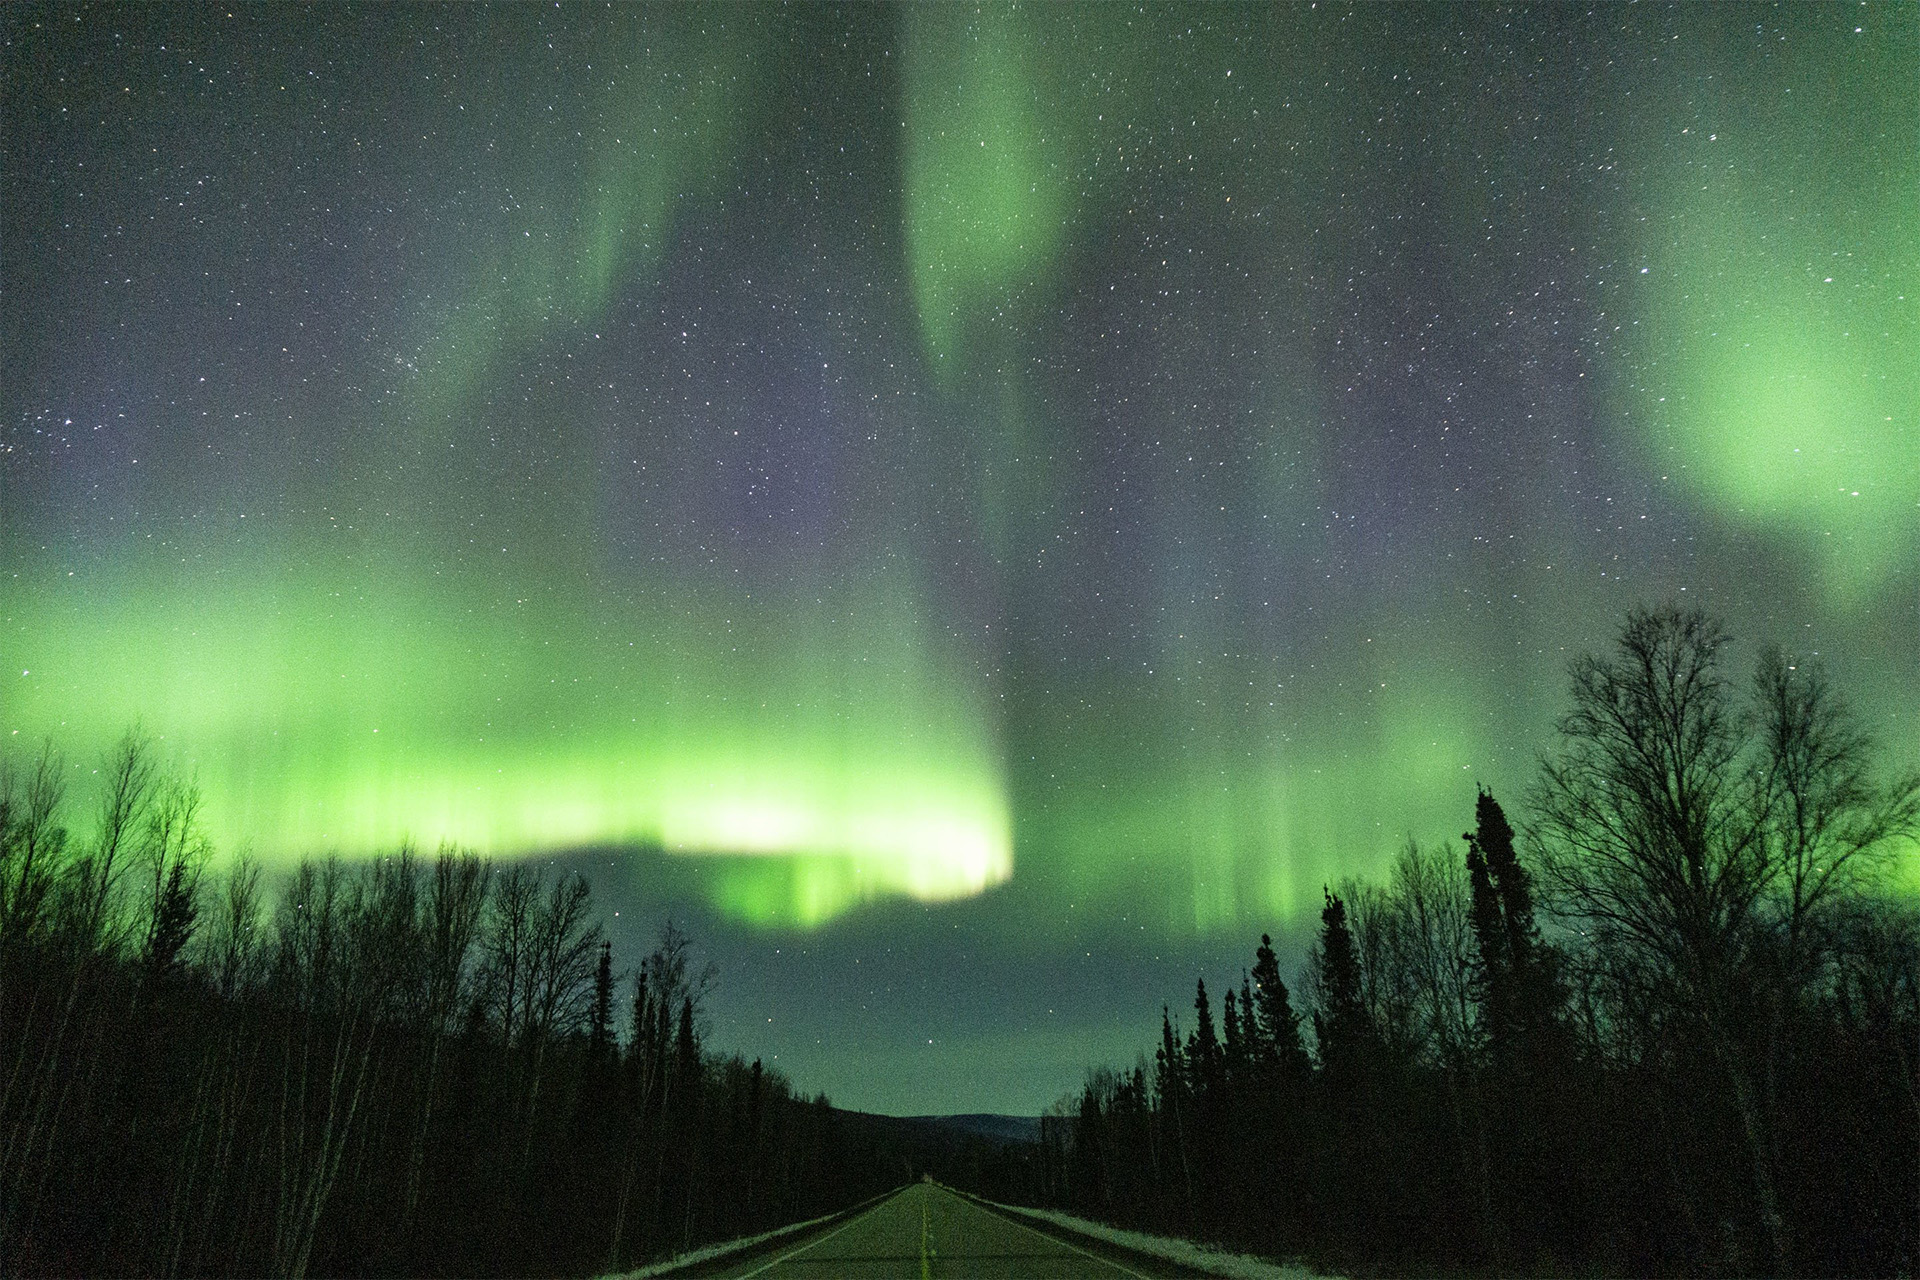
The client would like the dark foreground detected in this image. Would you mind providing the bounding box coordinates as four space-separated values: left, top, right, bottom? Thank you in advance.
683 1182 1207 1279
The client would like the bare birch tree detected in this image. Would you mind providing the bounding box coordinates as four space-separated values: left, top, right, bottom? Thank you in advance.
1529 605 1920 1272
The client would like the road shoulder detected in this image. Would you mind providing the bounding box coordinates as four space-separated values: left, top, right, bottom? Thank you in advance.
935 1183 1224 1279
615 1186 905 1279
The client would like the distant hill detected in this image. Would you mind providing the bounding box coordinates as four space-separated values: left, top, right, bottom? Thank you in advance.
820 1110 1043 1200
906 1114 1042 1145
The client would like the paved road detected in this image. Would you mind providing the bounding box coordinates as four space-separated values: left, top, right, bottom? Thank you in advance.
712 1181 1161 1279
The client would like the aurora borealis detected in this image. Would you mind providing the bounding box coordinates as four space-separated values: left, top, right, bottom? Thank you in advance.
4 3 1916 1112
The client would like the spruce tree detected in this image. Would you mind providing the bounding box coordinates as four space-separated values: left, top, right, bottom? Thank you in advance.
1476 791 1555 1031
1240 975 1262 1079
1155 1005 1185 1105
146 857 198 980
1189 978 1222 1093
1466 790 1557 1058
1311 889 1373 1077
1154 1005 1198 1213
1221 985 1244 1083
1464 827 1512 1052
1472 795 1525 954
1466 789 1572 1267
1251 933 1310 1080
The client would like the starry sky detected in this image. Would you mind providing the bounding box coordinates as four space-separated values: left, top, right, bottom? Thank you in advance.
4 3 1916 1115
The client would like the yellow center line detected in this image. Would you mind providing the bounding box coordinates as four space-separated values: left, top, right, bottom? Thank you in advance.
921 1183 932 1280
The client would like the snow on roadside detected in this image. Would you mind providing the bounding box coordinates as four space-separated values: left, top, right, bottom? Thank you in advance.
979 1198 1336 1280
600 1210 837 1280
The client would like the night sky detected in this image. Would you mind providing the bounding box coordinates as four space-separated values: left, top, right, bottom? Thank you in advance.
5 3 1915 1115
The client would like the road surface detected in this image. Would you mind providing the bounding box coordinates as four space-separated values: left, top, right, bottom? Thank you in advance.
708 1181 1176 1278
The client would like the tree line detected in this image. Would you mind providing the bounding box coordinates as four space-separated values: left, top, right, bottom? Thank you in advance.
0 749 903 1278
1033 607 1919 1277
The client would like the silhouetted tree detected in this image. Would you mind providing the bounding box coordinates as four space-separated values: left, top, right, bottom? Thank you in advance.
1187 978 1222 1096
1466 791 1557 1062
1309 889 1373 1077
1153 1005 1195 1214
1464 832 1507 1028
1037 610 1917 1279
0 742 69 943
77 730 153 946
139 777 209 978
1220 985 1244 1083
1250 933 1310 1081
1155 1006 1183 1102
2 737 908 1280
1532 606 1920 1272
589 939 614 1062
145 855 197 980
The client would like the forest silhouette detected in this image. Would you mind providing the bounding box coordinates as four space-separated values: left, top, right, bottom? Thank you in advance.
1037 606 1919 1276
2 605 1915 1277
0 780 918 1275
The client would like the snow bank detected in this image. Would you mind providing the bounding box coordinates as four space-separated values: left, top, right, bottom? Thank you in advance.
977 1197 1336 1280
601 1210 837 1280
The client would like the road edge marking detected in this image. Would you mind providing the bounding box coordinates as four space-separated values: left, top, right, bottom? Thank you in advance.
933 1182 1153 1280
735 1184 912 1278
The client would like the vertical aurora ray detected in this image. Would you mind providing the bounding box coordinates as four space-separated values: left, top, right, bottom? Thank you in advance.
889 6 1518 931
1 1 1013 926
900 4 1070 380
395 8 766 429
1001 598 1546 934
4 2 1913 958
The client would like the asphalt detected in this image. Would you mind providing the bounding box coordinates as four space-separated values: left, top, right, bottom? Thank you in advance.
700 1181 1191 1279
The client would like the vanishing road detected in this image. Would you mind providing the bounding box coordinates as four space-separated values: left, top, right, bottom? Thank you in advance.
706 1180 1193 1279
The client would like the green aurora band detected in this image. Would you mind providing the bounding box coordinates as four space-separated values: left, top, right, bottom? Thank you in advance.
1613 12 1919 604
9 550 1010 928
394 8 764 443
4 5 1915 932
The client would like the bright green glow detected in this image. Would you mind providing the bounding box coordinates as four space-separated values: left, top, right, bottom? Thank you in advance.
3 550 1009 927
1620 27 1919 602
1008 622 1532 934
12 8 1914 954
901 5 1065 374
0 5 1033 934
